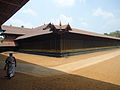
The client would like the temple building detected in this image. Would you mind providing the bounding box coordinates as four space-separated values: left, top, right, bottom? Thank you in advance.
0 0 120 57
0 1 119 57
0 23 120 57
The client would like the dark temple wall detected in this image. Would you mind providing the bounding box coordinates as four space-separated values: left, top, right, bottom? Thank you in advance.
60 32 120 51
16 32 120 53
16 33 61 52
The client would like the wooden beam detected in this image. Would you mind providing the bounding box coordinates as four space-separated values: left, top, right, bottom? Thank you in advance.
0 0 21 7
0 12 11 16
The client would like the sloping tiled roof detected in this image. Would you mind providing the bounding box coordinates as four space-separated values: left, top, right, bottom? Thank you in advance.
15 24 52 40
16 25 120 40
16 30 52 40
0 41 16 47
15 24 69 40
70 28 120 40
2 24 120 41
33 24 49 30
1 25 33 35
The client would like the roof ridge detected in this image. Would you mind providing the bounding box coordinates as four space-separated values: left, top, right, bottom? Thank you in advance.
2 25 32 30
71 28 120 40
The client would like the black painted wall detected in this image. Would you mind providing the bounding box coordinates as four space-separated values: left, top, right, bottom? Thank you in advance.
16 32 120 53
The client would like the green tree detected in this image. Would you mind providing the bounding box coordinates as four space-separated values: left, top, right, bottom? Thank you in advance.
104 30 120 38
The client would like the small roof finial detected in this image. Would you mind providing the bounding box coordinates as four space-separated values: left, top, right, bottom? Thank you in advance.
59 21 62 26
59 21 62 30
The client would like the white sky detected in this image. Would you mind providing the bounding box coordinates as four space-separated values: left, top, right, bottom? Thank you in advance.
4 0 120 34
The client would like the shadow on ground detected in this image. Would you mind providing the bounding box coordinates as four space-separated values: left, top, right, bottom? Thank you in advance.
0 69 120 90
0 54 120 90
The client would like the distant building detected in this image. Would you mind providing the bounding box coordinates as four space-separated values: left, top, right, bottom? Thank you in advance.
0 0 29 51
1 23 120 57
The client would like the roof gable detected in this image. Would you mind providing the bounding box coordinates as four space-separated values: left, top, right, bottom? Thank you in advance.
43 23 72 33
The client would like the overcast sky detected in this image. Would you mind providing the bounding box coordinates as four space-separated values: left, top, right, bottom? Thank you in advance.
4 0 120 34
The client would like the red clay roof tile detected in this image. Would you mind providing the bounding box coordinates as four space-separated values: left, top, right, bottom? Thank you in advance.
0 41 16 47
1 24 120 41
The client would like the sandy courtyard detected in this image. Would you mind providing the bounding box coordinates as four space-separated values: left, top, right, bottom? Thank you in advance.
0 49 120 90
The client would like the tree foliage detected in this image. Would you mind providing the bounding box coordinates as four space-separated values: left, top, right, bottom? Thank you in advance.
104 30 120 38
0 36 4 41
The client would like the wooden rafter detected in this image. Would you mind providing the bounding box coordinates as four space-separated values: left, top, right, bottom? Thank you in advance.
0 0 29 25
0 12 11 16
0 0 21 7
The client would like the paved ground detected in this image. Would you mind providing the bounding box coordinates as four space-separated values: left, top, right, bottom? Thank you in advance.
0 49 120 90
1 48 120 67
73 55 120 86
0 49 120 77
53 50 120 72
